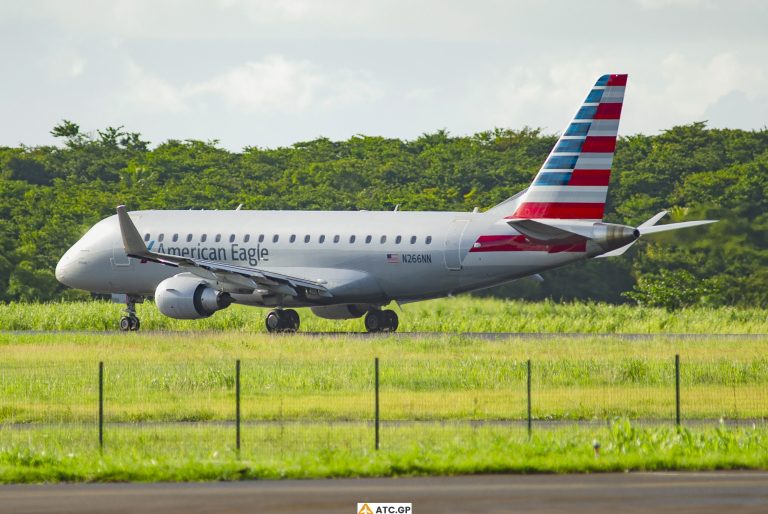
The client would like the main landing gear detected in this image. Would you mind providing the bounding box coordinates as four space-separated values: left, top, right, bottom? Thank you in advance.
364 309 399 333
119 296 141 332
265 309 300 333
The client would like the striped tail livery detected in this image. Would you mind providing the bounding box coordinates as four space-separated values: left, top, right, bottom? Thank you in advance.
509 73 626 220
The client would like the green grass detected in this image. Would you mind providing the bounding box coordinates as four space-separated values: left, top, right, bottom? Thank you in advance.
1 309 767 482
1 332 766 423
1 421 767 482
2 297 768 333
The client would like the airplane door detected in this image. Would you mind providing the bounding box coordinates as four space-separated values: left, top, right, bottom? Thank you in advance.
443 219 469 271
111 247 133 270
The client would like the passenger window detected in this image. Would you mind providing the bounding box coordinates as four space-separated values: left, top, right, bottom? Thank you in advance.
172 234 179 242
333 235 340 243
244 234 250 243
201 234 207 242
215 234 221 242
144 233 150 242
380 235 387 244
410 236 416 244
158 234 165 242
319 235 326 243
365 235 372 244
426 236 432 244
350 235 356 243
290 235 296 243
258 234 264 243
229 234 235 243
273 235 279 243
186 234 193 242
395 235 402 244
304 235 310 243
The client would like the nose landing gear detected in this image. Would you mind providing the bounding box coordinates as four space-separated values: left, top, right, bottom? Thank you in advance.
118 295 142 332
364 309 399 333
265 309 300 333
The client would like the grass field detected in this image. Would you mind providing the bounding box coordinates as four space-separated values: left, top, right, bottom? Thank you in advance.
2 297 768 333
2 421 767 482
1 301 767 482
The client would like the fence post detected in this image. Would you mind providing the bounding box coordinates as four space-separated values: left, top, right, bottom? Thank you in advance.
98 361 104 453
675 354 681 426
236 359 241 456
375 357 380 451
527 359 532 438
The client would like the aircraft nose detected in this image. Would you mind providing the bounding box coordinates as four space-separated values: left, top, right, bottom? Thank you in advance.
55 249 76 287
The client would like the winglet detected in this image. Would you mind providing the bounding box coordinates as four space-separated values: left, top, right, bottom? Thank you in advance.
116 205 149 257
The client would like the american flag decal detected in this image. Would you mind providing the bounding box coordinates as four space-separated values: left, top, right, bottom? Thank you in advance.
386 253 400 263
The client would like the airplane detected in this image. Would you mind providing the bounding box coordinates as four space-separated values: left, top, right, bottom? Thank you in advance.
55 74 716 333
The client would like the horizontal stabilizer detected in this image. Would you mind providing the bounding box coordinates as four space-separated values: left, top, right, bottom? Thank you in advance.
638 219 717 235
506 219 589 245
597 212 717 258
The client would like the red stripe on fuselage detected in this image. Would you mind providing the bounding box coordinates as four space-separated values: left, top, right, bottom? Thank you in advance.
509 202 605 219
581 136 616 153
469 235 586 254
568 169 611 186
594 103 623 119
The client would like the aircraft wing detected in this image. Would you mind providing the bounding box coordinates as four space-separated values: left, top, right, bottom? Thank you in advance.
116 206 332 298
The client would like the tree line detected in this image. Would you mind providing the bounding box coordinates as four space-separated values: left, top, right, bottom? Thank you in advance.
1 121 766 309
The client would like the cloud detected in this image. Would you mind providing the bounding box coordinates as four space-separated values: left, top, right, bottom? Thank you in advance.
124 60 188 113
121 55 383 114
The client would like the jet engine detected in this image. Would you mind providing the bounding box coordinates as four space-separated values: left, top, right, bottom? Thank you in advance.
155 273 233 319
311 304 370 320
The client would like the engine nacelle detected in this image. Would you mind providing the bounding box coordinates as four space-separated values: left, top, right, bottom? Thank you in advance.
311 304 370 320
155 273 233 320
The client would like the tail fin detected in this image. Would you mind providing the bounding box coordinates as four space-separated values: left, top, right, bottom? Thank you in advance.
507 74 627 220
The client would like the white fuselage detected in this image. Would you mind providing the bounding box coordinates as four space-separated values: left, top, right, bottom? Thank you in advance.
56 209 588 307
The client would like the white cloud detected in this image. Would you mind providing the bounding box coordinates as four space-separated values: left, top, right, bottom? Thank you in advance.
123 60 188 113
121 56 383 114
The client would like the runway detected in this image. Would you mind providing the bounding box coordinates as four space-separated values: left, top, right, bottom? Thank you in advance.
2 472 767 514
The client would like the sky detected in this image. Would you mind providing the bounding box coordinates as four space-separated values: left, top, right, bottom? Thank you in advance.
0 0 766 150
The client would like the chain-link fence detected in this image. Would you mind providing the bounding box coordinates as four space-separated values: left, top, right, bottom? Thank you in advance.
1 355 766 458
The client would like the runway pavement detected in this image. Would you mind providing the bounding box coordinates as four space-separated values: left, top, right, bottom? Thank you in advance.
1 472 767 514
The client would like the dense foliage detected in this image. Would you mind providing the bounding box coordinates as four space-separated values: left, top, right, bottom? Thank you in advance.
1 121 766 307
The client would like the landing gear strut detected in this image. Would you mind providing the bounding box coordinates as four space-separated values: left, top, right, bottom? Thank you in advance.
119 296 141 332
265 309 300 333
365 309 399 333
